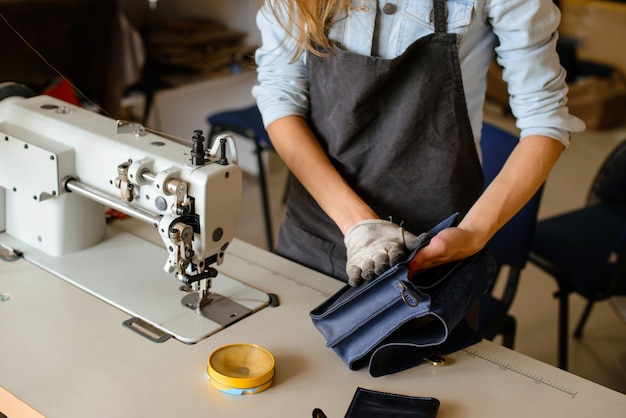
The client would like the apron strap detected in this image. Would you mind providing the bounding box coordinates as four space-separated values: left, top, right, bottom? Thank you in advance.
434 0 447 34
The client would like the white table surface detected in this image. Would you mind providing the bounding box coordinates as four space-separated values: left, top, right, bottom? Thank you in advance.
1 224 625 418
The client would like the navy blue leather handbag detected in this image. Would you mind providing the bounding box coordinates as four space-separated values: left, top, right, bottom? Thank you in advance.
310 214 497 377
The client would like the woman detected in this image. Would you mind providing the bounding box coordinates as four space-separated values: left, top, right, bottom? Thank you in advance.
252 0 584 285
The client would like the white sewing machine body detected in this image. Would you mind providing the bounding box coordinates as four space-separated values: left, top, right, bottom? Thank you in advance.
0 93 269 343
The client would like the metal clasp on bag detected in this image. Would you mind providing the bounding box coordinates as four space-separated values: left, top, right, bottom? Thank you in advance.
424 354 447 367
396 281 420 307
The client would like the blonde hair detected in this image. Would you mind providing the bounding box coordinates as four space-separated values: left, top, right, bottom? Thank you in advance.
260 0 352 59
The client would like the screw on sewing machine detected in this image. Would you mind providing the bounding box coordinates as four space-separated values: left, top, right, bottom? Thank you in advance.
212 227 224 242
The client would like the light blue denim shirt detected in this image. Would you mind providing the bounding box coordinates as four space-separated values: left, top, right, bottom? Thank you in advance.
252 0 585 148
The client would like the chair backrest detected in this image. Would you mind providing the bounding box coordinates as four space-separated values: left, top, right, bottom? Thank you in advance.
588 140 626 206
588 140 626 296
480 123 544 269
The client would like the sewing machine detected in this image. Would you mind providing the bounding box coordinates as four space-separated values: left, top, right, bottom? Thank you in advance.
0 85 270 343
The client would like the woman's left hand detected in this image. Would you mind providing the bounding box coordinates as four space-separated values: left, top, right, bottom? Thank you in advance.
407 226 482 274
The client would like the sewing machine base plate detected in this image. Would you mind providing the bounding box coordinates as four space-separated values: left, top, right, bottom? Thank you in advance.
0 228 269 344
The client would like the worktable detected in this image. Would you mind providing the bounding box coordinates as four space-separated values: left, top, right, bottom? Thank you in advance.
1 222 624 417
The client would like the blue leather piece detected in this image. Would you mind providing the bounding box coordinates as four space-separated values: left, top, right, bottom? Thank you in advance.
310 213 497 376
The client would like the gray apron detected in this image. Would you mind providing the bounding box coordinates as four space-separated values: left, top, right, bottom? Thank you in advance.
277 0 484 282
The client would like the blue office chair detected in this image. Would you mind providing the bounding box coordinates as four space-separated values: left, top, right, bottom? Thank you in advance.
529 139 626 370
477 123 545 349
207 105 275 251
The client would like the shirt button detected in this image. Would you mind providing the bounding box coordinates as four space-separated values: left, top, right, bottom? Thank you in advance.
382 3 397 14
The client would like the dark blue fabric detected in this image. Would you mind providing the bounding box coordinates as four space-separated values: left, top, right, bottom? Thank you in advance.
207 105 271 146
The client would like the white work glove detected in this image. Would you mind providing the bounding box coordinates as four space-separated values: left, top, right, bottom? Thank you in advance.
344 219 427 286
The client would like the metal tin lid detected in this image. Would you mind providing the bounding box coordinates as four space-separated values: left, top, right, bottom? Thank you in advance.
208 344 275 390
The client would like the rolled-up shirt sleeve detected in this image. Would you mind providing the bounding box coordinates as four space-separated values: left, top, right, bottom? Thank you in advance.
252 5 310 128
489 0 585 147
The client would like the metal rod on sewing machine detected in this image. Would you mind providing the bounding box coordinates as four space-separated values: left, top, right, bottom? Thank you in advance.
62 177 162 227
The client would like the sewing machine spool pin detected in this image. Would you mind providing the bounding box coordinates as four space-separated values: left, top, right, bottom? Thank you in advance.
191 130 206 166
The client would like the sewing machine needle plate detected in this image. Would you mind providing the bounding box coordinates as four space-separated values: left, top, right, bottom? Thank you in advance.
181 292 253 326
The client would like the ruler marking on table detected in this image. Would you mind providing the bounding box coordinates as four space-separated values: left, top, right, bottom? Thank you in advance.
462 348 578 398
